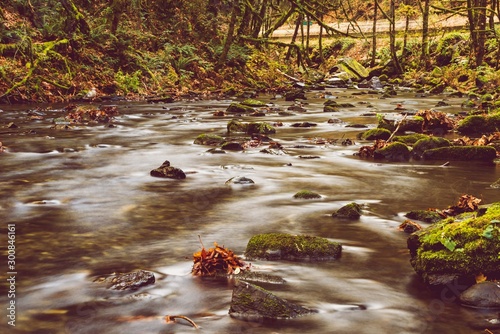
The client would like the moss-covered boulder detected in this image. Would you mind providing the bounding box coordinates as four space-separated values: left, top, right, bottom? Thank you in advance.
422 146 497 161
412 136 452 158
150 160 186 179
360 128 391 140
332 202 362 219
229 281 316 321
221 142 244 151
407 203 500 287
227 120 276 135
227 103 255 114
241 99 267 107
405 210 443 223
245 233 342 260
374 142 411 161
393 133 429 145
456 113 500 136
194 133 225 145
334 57 370 80
293 190 321 199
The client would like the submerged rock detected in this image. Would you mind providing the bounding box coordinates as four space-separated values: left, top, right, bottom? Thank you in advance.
227 103 256 114
407 202 500 287
459 281 500 309
293 190 321 199
150 160 186 179
405 210 443 223
94 270 155 291
225 176 255 185
332 202 362 219
245 233 342 260
194 133 225 146
229 281 316 321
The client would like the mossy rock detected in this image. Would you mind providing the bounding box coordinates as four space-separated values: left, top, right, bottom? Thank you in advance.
246 122 276 135
332 202 362 219
241 99 267 107
221 142 244 151
360 128 391 140
293 190 321 199
194 133 225 145
335 57 369 80
245 233 342 261
284 89 306 101
393 134 429 145
456 113 500 135
324 105 339 112
405 210 443 223
412 137 452 158
227 120 248 133
229 281 316 321
374 142 411 161
407 202 500 287
227 103 255 114
422 146 497 161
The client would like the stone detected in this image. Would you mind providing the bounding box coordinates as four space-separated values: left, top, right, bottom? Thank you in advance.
229 281 316 321
150 160 186 179
225 176 255 185
94 270 155 291
422 146 497 162
241 99 267 107
374 142 411 161
221 142 244 151
194 133 225 146
460 281 500 309
284 89 306 101
245 233 342 261
293 190 321 199
332 202 362 219
226 103 255 114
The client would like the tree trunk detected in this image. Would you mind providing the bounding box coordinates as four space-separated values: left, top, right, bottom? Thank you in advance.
216 0 240 70
371 0 378 67
420 0 430 68
286 15 301 61
389 0 403 74
59 0 91 35
467 0 488 67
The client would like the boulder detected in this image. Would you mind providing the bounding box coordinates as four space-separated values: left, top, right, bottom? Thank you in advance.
330 57 369 80
225 176 255 185
457 113 500 136
229 281 315 321
221 142 244 151
359 128 391 140
284 89 306 101
150 160 186 179
332 202 362 219
227 120 276 135
407 203 500 287
422 146 497 161
459 281 500 309
374 142 411 161
241 99 267 107
412 137 452 158
245 233 342 260
405 210 443 223
94 270 155 291
293 190 321 199
194 133 225 145
227 103 255 114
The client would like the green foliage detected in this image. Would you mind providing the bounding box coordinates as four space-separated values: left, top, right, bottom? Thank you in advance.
114 69 142 95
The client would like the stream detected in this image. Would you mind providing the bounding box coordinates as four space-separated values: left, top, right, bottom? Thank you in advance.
1 88 499 334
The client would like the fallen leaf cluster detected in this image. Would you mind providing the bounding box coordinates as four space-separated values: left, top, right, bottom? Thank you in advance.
65 105 119 124
192 242 249 276
441 194 482 216
416 109 455 132
358 139 388 158
453 132 500 156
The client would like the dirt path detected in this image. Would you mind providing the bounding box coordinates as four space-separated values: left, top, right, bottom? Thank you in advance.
271 15 470 38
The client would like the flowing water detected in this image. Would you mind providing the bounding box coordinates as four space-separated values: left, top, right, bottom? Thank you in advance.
1 88 499 334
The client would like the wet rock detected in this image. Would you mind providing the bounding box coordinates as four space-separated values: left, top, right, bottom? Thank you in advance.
460 281 500 309
332 202 362 219
490 179 500 188
94 270 155 291
146 96 174 103
245 233 342 261
293 190 321 199
227 103 255 114
291 122 317 128
399 220 422 233
229 281 316 321
457 114 500 136
374 142 411 161
371 76 384 89
359 128 391 140
287 105 307 112
241 99 267 107
227 120 276 135
150 160 186 179
407 202 500 288
225 176 255 185
412 137 452 158
405 210 443 223
422 146 497 162
330 57 369 80
7 122 18 128
345 124 368 128
393 133 429 145
284 89 306 101
221 142 244 151
299 155 320 159
206 148 226 154
194 133 225 145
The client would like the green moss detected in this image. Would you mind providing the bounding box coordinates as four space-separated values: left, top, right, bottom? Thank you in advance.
332 202 362 219
293 190 321 199
457 115 492 135
412 136 452 157
360 128 391 140
227 120 248 134
405 210 443 223
193 133 225 145
422 146 497 161
245 233 342 260
226 103 255 114
374 142 411 161
241 99 267 107
410 203 500 280
246 122 276 135
393 133 429 145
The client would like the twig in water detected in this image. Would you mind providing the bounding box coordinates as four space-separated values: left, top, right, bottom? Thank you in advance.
164 315 199 329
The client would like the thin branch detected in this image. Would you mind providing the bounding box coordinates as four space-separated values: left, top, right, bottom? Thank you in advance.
164 315 199 329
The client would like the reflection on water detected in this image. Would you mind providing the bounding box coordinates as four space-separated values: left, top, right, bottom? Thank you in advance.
1 91 499 333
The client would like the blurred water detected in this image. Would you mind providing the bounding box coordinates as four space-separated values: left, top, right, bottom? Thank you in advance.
0 90 499 333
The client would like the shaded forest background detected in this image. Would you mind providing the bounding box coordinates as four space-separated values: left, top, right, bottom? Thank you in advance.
0 0 499 103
